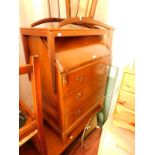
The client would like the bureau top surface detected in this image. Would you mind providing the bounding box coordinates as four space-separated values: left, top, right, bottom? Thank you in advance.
54 34 111 73
20 23 111 37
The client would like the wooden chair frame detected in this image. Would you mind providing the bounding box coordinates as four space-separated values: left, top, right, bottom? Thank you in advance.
31 0 114 30
19 55 47 155
65 0 98 18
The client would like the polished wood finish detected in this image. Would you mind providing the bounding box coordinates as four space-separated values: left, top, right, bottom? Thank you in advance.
31 18 64 27
121 73 135 93
65 128 102 155
65 0 98 18
30 0 114 31
19 56 47 155
65 0 71 18
20 22 112 145
114 104 135 125
113 65 135 132
118 90 135 111
98 119 135 155
20 123 102 155
89 0 98 18
65 17 113 30
59 17 114 30
60 61 109 95
19 65 33 75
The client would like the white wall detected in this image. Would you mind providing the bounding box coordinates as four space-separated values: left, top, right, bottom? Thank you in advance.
106 0 136 118
107 0 135 67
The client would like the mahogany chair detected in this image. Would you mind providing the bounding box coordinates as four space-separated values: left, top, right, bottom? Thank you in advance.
19 55 48 155
31 0 114 30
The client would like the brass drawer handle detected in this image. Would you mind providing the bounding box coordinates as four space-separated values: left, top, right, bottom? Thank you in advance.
76 75 83 81
74 109 81 115
70 136 73 140
76 92 82 100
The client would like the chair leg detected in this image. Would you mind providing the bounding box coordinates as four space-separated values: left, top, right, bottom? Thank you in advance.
38 130 48 155
32 131 48 155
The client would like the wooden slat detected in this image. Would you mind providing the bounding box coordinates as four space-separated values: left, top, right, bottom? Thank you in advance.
58 0 60 18
19 120 37 140
31 18 64 27
66 0 98 18
19 56 48 154
30 56 48 155
47 0 51 18
19 64 33 75
89 0 98 18
30 56 44 130
75 0 80 17
84 0 90 17
65 0 71 18
19 130 38 147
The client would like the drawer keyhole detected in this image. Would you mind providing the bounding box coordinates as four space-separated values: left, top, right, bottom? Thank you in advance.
74 109 81 116
76 92 82 100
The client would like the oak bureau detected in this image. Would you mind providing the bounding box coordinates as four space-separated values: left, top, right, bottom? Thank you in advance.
20 22 113 142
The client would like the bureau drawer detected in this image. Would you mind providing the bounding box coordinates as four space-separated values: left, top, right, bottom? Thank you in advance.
61 61 109 96
114 104 135 125
121 73 135 93
64 91 105 130
63 76 107 114
117 90 135 111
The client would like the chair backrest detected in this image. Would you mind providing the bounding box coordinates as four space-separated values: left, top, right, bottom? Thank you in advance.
31 0 114 35
65 0 98 18
31 0 98 27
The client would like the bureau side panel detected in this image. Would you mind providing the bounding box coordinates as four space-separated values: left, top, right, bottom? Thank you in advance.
27 36 59 122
